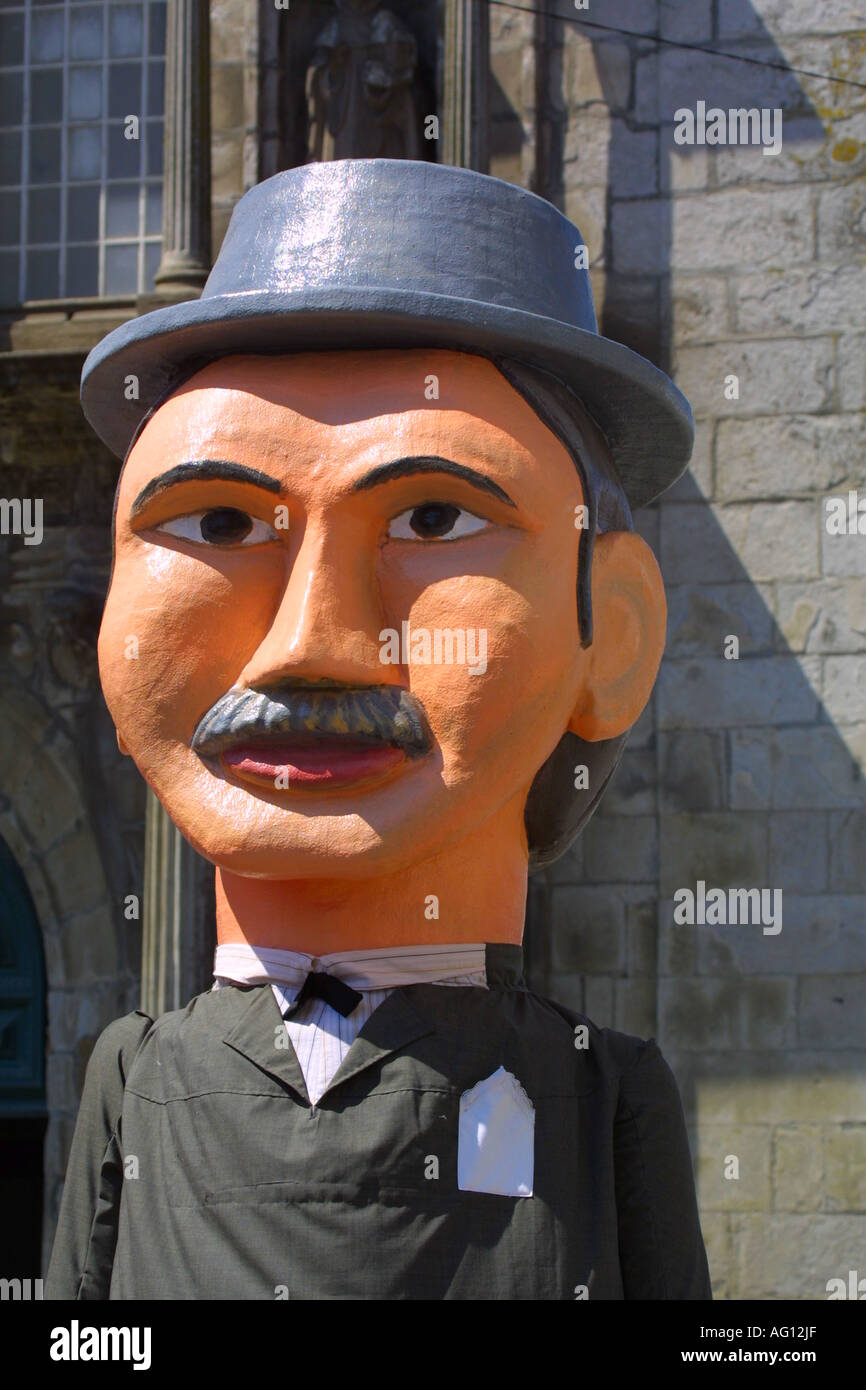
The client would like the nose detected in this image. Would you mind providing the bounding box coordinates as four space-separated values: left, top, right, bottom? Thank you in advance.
238 516 388 689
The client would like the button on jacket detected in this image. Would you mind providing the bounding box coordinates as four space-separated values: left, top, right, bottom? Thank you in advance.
45 945 712 1300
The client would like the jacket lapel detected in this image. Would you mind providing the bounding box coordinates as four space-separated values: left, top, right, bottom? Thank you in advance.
322 989 436 1099
221 984 310 1102
219 982 436 1106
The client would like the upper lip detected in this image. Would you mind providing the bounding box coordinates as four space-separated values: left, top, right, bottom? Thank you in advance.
190 684 434 761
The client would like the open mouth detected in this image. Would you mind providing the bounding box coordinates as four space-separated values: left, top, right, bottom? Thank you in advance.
218 735 407 790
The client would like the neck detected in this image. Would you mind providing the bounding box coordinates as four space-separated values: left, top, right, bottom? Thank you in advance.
215 822 528 954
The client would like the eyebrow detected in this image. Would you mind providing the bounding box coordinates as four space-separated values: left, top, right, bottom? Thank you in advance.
350 456 517 508
130 459 283 516
129 452 518 519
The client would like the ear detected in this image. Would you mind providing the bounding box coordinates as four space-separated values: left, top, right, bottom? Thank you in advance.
567 530 667 742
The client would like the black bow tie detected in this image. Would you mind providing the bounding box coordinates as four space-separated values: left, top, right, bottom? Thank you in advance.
283 971 364 1019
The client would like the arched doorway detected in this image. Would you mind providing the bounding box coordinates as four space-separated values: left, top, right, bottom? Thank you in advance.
0 834 47 1276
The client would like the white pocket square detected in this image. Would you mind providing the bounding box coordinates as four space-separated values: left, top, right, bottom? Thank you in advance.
457 1065 535 1197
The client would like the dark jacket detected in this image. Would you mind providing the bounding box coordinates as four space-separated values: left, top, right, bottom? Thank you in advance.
45 946 712 1300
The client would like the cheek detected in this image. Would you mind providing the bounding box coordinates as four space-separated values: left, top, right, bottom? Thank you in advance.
98 543 284 738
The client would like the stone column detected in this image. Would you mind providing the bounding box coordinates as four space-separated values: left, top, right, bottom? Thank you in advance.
141 791 216 1017
442 0 489 170
153 0 212 295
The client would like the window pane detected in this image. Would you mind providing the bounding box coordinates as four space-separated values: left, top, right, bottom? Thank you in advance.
0 191 20 245
30 127 61 183
0 130 22 184
108 122 140 177
68 125 102 180
26 246 59 299
70 6 104 60
108 62 140 118
0 250 19 305
31 8 64 64
109 4 143 58
104 240 137 293
30 67 63 123
148 1 166 56
144 181 161 235
146 59 164 116
0 71 23 126
106 181 138 236
145 238 159 289
28 186 60 242
68 67 103 120
0 13 25 66
67 183 99 240
145 120 161 176
66 243 98 296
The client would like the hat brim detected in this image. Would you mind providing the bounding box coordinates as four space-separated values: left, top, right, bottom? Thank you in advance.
81 285 694 509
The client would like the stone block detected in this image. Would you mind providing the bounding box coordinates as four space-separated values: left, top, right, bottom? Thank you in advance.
672 189 814 272
608 123 659 198
211 133 244 202
674 338 835 417
690 1053 866 1126
839 333 866 411
609 196 667 274
562 33 607 110
564 110 610 185
733 1213 866 1299
817 182 866 261
659 977 744 1050
660 0 712 42
665 581 775 657
829 810 866 891
614 978 657 1037
821 522 866 579
669 273 730 345
694 1124 771 1212
583 974 615 1028
657 654 821 730
769 813 828 892
211 63 244 131
716 415 862 501
701 897 866 976
44 829 108 918
825 1127 866 1211
583 814 658 882
599 748 657 816
563 184 607 264
551 885 627 973
823 655 866 724
772 1125 824 1213
660 811 767 896
627 897 658 975
800 974 866 1047
713 117 863 187
718 0 865 38
699 1212 733 1299
734 265 866 337
659 731 727 811
730 727 866 811
59 905 117 984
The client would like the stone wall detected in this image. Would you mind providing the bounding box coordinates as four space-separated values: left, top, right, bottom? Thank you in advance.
503 1 866 1299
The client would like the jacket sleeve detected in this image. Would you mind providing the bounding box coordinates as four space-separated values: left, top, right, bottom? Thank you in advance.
613 1038 712 1300
44 1010 153 1301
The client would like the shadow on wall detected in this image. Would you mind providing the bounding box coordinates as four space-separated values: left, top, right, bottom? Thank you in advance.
524 0 865 1297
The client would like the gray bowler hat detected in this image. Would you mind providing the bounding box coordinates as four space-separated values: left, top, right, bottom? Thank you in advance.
81 158 693 507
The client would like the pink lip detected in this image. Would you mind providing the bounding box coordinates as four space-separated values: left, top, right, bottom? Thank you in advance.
220 740 406 789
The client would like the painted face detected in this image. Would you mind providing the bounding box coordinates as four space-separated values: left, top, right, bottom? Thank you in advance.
99 349 592 877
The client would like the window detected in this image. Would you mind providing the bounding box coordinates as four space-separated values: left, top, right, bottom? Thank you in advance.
0 0 166 304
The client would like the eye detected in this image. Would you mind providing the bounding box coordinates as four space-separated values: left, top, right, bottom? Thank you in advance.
154 508 278 547
387 502 489 542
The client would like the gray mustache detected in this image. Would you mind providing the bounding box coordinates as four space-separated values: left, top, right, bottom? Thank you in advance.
191 682 434 760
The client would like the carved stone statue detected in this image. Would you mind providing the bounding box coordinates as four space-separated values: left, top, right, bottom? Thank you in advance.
306 0 422 161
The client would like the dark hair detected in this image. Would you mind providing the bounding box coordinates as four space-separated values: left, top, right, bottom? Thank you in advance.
112 348 638 871
490 355 636 871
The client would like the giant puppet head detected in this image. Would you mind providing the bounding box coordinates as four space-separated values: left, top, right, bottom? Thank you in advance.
82 161 693 884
